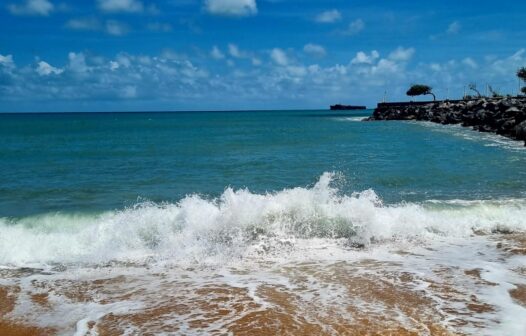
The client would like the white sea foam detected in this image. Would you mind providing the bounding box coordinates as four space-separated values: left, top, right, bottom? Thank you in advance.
415 121 526 151
1 172 526 267
338 116 367 122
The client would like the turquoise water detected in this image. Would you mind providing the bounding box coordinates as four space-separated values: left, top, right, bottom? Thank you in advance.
3 111 526 335
1 110 526 218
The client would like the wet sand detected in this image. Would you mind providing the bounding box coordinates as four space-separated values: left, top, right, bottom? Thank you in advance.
1 234 525 335
0 286 55 336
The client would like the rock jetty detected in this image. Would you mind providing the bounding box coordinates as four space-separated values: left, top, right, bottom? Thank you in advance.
367 97 526 145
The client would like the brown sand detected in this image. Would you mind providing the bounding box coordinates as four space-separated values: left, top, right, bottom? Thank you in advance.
509 284 526 307
0 286 55 336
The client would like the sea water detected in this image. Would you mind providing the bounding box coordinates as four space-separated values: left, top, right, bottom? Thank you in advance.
1 110 526 335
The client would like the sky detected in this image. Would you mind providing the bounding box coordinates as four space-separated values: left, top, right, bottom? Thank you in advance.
0 0 525 112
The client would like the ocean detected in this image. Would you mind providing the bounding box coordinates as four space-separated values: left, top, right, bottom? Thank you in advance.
1 110 526 335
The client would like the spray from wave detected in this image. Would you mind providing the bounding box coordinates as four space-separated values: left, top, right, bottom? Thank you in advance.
1 172 526 267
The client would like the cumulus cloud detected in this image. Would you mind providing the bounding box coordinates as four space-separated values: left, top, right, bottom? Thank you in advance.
1 50 213 109
146 22 172 32
2 48 526 111
462 57 478 69
7 0 54 16
65 17 102 31
447 21 461 34
489 48 525 76
303 43 326 58
315 9 341 23
388 47 415 62
105 20 130 36
97 0 144 13
351 50 379 65
219 44 260 66
270 48 288 66
68 52 88 73
431 21 462 40
120 85 137 98
36 61 63 76
205 0 257 17
65 18 130 36
343 19 365 36
211 46 225 59
0 54 15 68
109 61 120 71
228 44 243 58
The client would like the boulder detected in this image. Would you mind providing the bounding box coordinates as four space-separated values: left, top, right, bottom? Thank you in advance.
368 97 526 145
514 121 526 141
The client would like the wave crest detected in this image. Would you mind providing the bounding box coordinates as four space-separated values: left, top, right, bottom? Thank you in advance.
1 172 526 266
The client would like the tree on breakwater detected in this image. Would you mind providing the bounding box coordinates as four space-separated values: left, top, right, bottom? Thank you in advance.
518 67 526 95
468 83 482 98
406 84 436 101
488 85 502 98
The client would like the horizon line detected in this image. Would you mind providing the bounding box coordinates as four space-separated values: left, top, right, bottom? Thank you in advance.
0 108 374 114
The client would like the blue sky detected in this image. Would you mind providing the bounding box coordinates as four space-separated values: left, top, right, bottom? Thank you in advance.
0 0 525 111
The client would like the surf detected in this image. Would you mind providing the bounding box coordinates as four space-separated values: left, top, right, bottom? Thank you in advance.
1 172 526 267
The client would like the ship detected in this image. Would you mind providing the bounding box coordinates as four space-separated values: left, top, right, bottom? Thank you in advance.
330 104 367 110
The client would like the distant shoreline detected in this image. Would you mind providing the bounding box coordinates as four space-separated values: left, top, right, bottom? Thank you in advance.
0 108 358 114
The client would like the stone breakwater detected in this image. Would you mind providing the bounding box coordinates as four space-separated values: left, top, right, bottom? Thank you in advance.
367 97 526 145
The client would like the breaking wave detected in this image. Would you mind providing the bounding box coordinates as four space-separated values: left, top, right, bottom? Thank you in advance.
1 172 526 267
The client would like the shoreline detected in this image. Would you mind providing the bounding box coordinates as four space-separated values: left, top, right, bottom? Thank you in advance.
1 234 525 335
366 97 526 145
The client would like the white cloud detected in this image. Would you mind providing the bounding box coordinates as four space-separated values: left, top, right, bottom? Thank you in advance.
116 54 132 67
3 48 526 111
225 44 260 65
205 0 257 17
36 61 63 76
447 21 461 34
388 47 415 62
351 50 379 65
286 65 307 77
109 61 120 71
97 0 143 13
343 19 365 36
211 46 225 60
431 21 462 40
372 59 398 74
160 49 187 61
509 49 525 62
430 63 441 72
489 48 525 76
121 85 137 98
0 54 15 68
68 52 88 73
7 0 54 16
228 44 243 58
147 22 172 32
315 9 341 23
65 17 101 31
462 57 478 69
105 20 130 36
66 18 130 36
303 43 326 57
270 48 288 66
